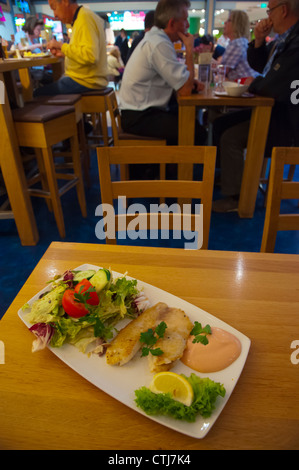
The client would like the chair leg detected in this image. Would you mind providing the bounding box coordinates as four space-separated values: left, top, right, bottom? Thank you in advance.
101 111 109 146
41 146 66 238
77 119 91 187
34 148 53 212
70 135 87 218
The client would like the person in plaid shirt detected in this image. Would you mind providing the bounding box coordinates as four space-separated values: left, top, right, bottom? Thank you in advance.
212 0 299 213
219 10 259 81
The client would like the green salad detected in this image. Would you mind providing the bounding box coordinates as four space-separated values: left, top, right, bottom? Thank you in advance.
23 267 149 354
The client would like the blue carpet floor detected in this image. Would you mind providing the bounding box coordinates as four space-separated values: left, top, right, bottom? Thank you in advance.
1 150 298 319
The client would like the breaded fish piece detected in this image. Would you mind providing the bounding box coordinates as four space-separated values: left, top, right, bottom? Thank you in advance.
148 307 193 373
106 302 169 366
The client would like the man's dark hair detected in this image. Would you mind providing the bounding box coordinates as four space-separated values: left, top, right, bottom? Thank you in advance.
144 10 155 30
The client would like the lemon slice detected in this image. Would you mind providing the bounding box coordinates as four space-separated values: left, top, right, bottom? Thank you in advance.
149 371 194 406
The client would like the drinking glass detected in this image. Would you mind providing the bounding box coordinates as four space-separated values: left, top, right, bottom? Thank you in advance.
214 64 226 92
198 64 210 93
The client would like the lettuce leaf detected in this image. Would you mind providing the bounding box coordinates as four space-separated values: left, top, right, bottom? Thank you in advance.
135 373 226 422
97 277 139 323
25 284 67 324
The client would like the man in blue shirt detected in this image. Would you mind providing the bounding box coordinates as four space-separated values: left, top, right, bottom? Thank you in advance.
119 0 206 145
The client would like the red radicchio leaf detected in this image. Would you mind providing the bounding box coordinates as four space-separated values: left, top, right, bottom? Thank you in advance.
29 323 54 352
63 270 74 288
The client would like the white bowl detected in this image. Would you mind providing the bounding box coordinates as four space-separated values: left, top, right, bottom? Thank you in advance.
223 81 248 97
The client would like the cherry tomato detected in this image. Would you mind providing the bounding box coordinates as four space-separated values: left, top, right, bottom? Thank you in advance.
74 279 99 306
62 289 88 318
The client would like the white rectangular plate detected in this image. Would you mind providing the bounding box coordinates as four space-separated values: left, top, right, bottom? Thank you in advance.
18 264 250 439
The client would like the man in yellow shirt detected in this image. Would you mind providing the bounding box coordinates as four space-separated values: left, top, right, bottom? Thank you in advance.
34 0 108 96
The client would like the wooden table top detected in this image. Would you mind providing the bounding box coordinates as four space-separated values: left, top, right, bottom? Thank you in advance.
178 89 274 107
0 56 62 72
0 242 298 450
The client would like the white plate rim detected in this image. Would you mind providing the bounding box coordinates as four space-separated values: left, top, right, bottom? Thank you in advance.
214 90 253 98
18 263 251 439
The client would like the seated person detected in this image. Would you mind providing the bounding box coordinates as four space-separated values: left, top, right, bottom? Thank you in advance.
126 10 155 62
219 10 259 81
34 0 108 97
212 0 299 212
197 34 214 53
18 16 44 54
107 46 124 83
118 0 206 146
18 16 53 86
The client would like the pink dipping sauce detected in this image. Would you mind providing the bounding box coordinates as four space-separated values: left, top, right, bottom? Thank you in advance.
181 327 242 373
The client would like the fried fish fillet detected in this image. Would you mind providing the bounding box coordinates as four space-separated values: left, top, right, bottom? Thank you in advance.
147 306 193 373
106 302 168 366
105 302 193 372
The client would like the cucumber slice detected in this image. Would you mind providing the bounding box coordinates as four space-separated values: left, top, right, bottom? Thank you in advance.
73 269 96 283
89 268 111 292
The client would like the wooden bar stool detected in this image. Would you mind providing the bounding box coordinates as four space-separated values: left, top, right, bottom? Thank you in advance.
12 103 87 238
80 87 114 148
34 94 91 186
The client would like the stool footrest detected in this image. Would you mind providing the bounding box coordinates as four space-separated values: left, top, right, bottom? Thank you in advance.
28 177 79 199
0 210 14 220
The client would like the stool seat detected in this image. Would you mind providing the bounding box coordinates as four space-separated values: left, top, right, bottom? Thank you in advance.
12 104 75 123
34 94 82 106
80 87 114 147
81 87 113 97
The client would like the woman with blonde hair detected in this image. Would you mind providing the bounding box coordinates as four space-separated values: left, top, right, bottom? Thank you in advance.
107 46 124 77
219 10 259 81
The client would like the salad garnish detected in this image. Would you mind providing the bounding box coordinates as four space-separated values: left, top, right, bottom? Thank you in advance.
23 268 149 355
135 373 226 422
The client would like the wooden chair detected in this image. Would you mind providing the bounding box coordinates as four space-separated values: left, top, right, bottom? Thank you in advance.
106 90 167 180
261 147 299 252
12 103 87 238
96 146 216 249
259 157 296 206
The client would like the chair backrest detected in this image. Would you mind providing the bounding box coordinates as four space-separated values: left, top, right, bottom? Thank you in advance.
105 90 122 145
261 147 299 252
96 145 216 249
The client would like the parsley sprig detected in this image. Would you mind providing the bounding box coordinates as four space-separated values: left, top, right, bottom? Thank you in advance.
74 285 95 307
191 321 212 345
139 321 167 357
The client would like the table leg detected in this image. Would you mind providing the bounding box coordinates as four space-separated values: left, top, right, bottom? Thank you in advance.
238 105 272 218
0 73 39 245
18 68 33 102
52 60 64 81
